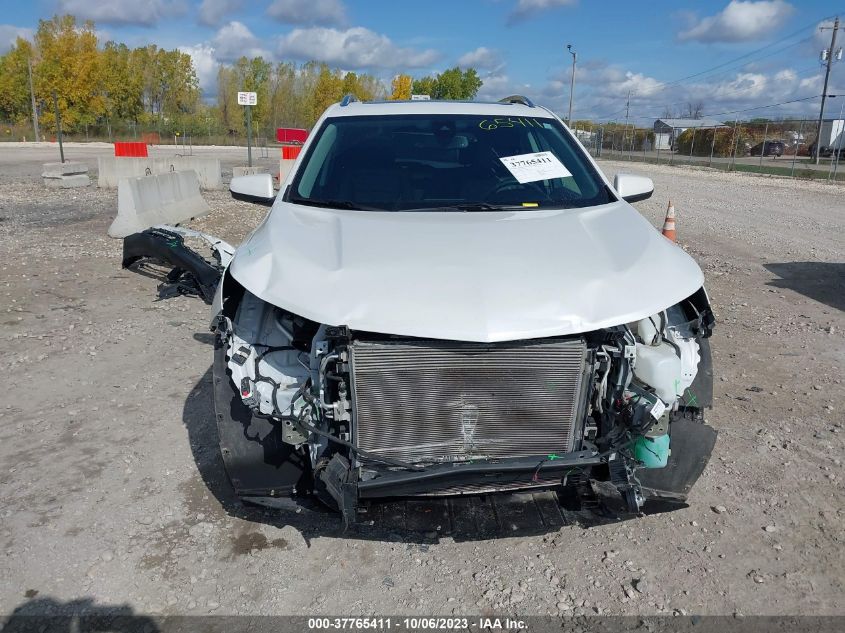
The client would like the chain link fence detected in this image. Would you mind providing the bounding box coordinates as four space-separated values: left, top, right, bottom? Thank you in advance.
4 114 845 183
573 119 845 183
0 117 285 149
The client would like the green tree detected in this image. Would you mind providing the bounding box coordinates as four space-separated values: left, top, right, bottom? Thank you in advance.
100 42 143 122
411 67 482 100
130 45 198 124
411 76 436 97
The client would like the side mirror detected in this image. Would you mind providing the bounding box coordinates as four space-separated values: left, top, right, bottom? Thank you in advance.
614 173 654 203
230 174 275 206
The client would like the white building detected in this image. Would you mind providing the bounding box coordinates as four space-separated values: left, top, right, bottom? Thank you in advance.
653 118 727 150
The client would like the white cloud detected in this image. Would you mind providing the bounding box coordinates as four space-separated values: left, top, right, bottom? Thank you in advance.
277 26 439 69
513 55 826 122
212 21 273 62
773 69 796 83
678 1 794 43
0 25 33 53
56 0 187 26
179 43 219 93
457 47 502 71
476 73 533 102
267 0 346 26
547 61 664 100
707 72 768 101
198 0 241 27
508 0 577 24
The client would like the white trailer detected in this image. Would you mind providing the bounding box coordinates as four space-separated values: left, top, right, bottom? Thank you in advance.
818 119 845 155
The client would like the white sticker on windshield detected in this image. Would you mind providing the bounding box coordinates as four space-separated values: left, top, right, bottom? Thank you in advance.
499 151 572 184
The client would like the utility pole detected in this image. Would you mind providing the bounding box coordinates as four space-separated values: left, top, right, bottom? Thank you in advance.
815 16 840 164
624 90 631 158
566 44 576 125
27 57 39 142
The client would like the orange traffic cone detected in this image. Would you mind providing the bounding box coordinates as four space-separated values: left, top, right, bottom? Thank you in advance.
662 200 676 242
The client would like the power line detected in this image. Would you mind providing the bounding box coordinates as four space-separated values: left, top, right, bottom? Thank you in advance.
595 94 821 125
653 13 839 91
656 64 823 115
582 10 843 123
702 95 821 118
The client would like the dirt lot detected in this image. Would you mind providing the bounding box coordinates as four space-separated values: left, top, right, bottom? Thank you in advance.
1 145 843 618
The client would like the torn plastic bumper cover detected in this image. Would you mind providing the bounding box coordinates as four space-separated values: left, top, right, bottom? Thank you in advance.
121 225 234 304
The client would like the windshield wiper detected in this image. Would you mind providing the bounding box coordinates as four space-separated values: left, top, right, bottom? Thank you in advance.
415 202 522 212
454 202 515 211
287 196 379 211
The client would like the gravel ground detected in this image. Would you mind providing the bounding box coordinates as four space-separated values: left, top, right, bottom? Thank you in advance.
0 148 843 619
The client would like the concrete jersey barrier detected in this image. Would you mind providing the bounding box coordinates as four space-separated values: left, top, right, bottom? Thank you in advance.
108 170 211 238
97 156 223 190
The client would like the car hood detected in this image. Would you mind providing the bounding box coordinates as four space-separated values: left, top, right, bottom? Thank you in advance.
229 200 704 342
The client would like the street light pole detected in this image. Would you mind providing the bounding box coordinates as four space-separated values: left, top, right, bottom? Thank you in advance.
567 44 576 125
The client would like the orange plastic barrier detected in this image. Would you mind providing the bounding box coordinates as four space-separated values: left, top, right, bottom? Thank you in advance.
281 145 302 160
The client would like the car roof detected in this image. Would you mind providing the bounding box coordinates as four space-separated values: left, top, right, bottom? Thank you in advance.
322 99 556 119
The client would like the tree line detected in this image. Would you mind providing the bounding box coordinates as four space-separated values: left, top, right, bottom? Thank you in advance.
0 16 199 136
0 15 485 141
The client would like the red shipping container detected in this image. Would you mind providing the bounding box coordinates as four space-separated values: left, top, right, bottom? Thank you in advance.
276 128 308 144
281 145 302 160
114 142 148 157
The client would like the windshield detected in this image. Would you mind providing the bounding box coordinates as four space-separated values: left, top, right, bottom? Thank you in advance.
288 114 614 211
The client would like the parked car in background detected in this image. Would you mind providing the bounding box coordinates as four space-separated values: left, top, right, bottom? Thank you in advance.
749 140 785 157
809 140 845 159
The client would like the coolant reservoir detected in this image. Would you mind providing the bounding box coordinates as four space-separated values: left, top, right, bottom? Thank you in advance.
634 342 681 404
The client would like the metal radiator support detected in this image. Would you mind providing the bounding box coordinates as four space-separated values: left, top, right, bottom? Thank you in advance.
350 337 589 465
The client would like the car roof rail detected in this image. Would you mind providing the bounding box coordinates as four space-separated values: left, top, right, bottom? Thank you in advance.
340 94 359 107
499 95 535 107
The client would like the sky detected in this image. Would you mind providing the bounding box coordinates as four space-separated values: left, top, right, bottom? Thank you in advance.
2 0 845 123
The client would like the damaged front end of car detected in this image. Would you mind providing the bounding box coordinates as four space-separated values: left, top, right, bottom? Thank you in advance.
211 269 716 526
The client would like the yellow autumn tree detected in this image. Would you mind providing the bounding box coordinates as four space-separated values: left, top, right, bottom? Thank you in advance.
0 38 33 125
310 64 343 122
33 15 103 132
390 74 412 100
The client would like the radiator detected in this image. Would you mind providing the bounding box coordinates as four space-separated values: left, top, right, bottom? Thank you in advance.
350 337 588 465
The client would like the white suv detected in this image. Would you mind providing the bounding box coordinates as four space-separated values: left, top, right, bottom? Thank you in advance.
213 95 716 522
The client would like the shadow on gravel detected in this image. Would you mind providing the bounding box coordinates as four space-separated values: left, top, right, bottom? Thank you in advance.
2 596 158 633
764 262 845 312
182 362 685 544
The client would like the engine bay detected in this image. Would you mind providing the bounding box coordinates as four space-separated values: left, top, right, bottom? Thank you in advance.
212 274 715 523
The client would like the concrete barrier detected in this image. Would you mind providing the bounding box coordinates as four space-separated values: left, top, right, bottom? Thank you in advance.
97 156 223 190
42 162 91 188
108 170 210 238
42 162 87 177
45 174 91 188
161 157 223 189
233 166 267 178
